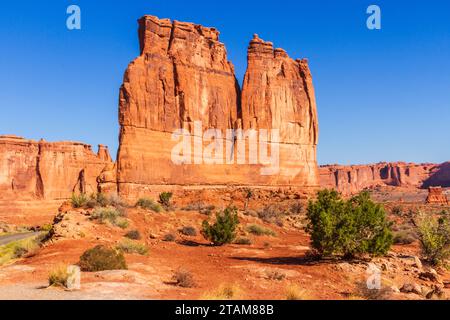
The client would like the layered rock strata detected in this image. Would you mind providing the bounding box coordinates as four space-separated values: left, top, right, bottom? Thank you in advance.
117 16 320 199
0 135 112 201
319 162 450 195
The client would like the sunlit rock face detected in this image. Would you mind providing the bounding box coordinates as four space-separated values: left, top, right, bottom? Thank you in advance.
319 162 450 195
0 135 112 218
117 16 320 199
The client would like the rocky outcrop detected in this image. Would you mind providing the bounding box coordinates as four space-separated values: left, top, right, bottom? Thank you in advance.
425 187 448 205
117 16 319 199
319 162 450 195
0 135 112 208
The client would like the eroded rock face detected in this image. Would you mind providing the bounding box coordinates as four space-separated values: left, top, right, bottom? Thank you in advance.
319 162 449 195
117 16 320 199
425 187 448 205
241 34 319 185
0 135 112 201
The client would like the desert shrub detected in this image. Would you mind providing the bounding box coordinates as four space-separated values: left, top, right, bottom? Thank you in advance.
202 206 239 245
246 224 276 237
124 230 141 240
40 224 54 232
159 192 173 207
417 215 450 266
116 240 148 256
289 202 303 215
172 268 195 288
136 197 162 212
243 188 254 210
266 270 286 281
79 245 127 271
234 237 252 245
305 190 393 259
86 193 128 209
163 233 177 242
257 204 286 223
285 284 309 300
48 265 69 288
179 226 197 236
107 193 128 208
90 207 128 228
182 202 215 215
202 283 243 300
71 193 88 208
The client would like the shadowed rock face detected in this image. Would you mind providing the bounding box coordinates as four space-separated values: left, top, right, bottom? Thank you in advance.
0 135 112 201
117 16 320 199
319 162 450 195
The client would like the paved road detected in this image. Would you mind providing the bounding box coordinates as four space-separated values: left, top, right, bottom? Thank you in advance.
0 232 41 246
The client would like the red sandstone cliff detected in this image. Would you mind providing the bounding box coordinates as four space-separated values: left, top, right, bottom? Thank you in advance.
0 135 112 201
319 162 450 195
117 16 320 198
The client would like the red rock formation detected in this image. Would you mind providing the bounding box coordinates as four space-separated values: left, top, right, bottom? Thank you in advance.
0 135 112 220
319 162 446 195
425 187 448 205
117 16 320 199
241 34 319 185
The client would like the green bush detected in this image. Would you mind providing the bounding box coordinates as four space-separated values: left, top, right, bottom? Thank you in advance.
90 207 127 228
79 245 127 271
71 193 89 208
305 190 393 259
116 240 148 256
159 192 173 207
125 230 141 240
246 224 276 237
418 214 450 266
136 197 162 212
202 207 239 246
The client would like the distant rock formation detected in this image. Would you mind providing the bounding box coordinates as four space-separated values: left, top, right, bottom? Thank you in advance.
0 135 112 201
319 162 450 195
117 15 320 199
425 187 448 205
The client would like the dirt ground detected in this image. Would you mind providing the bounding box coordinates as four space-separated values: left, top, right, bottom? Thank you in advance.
0 186 449 300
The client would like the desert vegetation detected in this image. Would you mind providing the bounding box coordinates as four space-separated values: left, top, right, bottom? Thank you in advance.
179 226 197 236
159 192 173 210
90 207 128 229
305 190 393 259
71 192 127 209
79 245 127 271
202 283 243 300
417 213 450 266
48 265 69 288
201 206 239 245
172 268 196 288
124 229 141 240
116 239 149 256
136 197 162 212
246 224 277 237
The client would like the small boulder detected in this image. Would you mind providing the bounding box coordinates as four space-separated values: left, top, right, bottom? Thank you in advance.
400 282 422 295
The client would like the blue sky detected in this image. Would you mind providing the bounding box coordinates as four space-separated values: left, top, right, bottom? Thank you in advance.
0 0 449 165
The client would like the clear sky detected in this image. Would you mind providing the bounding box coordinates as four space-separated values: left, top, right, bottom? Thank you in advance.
0 0 449 165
